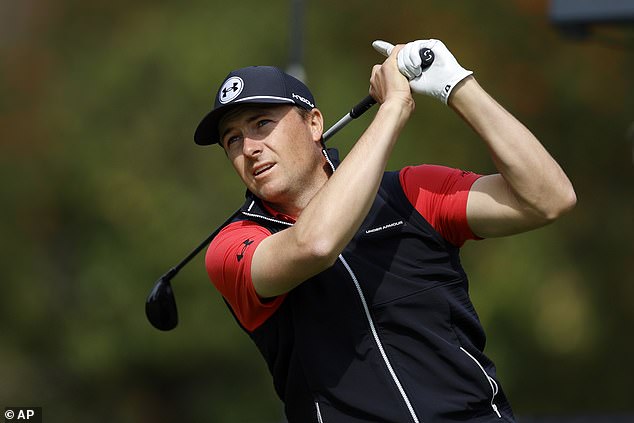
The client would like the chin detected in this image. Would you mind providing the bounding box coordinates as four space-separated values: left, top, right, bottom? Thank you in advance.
251 183 283 201
259 186 293 205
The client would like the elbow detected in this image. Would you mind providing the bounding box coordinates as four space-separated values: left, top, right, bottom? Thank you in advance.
539 185 577 222
562 186 578 214
307 238 341 267
295 232 341 269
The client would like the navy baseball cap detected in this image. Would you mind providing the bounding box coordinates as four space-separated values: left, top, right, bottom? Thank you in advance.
194 66 316 145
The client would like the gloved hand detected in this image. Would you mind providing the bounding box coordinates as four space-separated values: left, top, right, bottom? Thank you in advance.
372 39 473 105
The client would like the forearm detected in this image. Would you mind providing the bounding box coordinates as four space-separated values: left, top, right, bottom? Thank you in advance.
295 100 412 257
450 77 576 220
252 99 412 298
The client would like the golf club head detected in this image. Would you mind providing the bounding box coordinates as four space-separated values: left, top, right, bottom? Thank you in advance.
145 274 178 331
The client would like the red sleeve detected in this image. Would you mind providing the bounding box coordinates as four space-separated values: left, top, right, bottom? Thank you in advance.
399 164 483 247
205 220 286 332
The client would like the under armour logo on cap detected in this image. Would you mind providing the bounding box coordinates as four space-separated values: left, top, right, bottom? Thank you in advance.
194 66 317 145
218 76 244 104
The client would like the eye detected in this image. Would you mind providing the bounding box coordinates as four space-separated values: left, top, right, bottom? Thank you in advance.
256 119 271 128
224 134 242 148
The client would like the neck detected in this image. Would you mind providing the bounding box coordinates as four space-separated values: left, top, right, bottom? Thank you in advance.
267 174 328 218
265 159 332 218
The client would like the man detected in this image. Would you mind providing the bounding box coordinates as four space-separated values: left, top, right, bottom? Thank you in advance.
193 39 576 422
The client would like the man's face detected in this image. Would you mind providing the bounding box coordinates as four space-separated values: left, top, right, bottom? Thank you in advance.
218 104 325 207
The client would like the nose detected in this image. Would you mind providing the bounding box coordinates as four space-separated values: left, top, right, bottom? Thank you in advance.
242 135 262 157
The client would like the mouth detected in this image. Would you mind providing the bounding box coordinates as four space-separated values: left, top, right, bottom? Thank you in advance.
253 163 275 177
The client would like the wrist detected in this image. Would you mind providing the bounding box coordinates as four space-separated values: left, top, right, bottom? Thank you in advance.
380 95 415 118
447 75 478 109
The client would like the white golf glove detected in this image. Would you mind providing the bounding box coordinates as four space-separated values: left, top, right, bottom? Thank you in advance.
372 39 473 105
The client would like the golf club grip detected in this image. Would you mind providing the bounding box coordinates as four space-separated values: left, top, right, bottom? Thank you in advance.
350 95 376 119
419 47 434 69
348 47 434 120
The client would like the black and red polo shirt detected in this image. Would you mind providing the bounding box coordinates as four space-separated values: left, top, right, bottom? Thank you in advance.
205 149 516 423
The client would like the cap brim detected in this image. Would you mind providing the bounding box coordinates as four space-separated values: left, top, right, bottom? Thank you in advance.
194 98 296 146
194 108 227 146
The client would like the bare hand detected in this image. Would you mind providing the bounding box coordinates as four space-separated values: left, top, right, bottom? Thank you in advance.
369 45 415 111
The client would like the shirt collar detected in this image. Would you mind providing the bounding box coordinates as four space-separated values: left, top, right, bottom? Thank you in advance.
260 201 297 223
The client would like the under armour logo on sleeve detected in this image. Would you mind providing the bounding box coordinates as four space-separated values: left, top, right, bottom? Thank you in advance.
237 239 254 262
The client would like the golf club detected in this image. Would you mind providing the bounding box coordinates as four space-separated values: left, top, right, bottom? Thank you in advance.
143 97 376 331
145 47 435 331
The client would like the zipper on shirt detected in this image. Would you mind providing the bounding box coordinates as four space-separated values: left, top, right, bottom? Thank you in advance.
459 347 502 418
339 254 422 423
240 209 421 422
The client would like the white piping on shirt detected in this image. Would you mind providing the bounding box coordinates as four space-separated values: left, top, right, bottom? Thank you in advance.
315 401 324 423
460 347 502 418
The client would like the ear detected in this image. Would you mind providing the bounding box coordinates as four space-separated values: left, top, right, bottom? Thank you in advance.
308 108 324 144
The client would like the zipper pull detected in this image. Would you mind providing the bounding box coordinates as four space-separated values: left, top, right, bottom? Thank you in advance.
492 403 502 418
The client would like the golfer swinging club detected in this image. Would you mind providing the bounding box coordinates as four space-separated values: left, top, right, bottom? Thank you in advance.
193 39 576 422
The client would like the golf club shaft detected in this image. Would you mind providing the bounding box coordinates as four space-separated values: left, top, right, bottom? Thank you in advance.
158 210 241 281
323 95 376 141
323 47 434 141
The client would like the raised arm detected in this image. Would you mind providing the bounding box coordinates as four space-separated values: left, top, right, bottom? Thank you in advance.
450 77 576 238
250 46 414 298
378 38 576 239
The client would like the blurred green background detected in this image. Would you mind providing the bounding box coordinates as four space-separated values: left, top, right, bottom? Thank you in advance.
1 0 633 422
